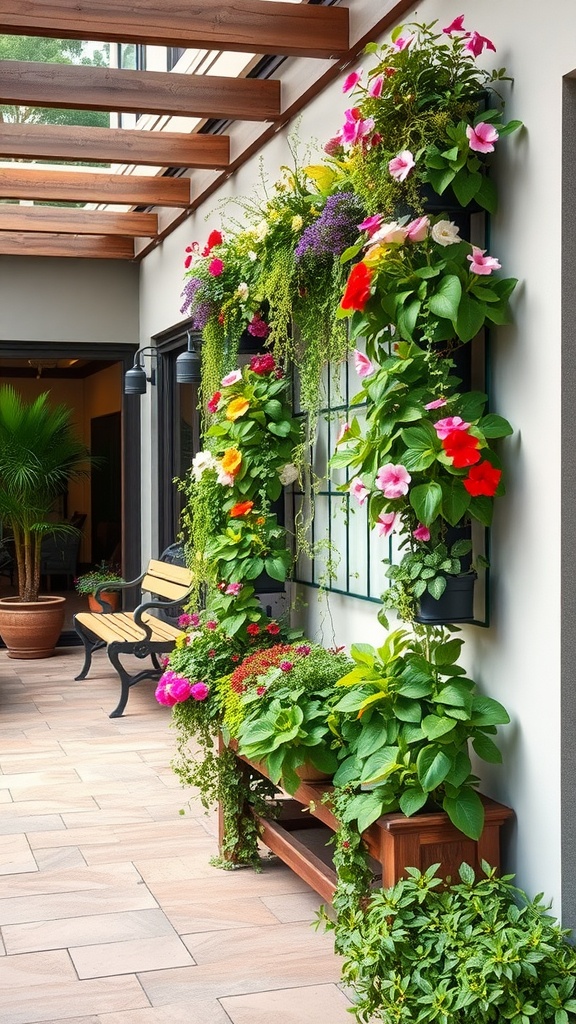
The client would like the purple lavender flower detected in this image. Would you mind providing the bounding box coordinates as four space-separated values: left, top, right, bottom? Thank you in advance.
294 192 364 266
180 276 213 328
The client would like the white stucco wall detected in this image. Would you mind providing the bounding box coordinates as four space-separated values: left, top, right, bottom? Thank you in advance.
138 0 571 913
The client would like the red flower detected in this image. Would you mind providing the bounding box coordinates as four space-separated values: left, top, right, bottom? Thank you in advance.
266 622 280 635
207 391 221 413
442 429 481 468
202 229 223 256
231 654 240 663
463 461 502 497
341 262 374 312
247 623 260 636
230 501 254 518
256 686 267 696
250 353 276 375
208 649 216 658
184 253 192 269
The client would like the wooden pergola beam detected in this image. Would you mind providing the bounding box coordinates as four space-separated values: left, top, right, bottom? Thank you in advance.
0 167 190 207
0 0 349 59
0 205 158 237
0 123 230 168
0 61 281 121
0 232 134 258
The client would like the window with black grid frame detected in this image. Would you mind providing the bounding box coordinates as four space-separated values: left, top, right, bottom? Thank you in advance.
291 350 395 604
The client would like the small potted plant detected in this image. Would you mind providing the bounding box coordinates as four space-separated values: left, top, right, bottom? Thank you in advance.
75 562 125 612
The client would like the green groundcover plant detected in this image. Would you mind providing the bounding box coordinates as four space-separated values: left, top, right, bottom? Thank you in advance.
324 861 576 1024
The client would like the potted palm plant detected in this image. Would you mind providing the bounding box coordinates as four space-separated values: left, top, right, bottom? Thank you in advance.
0 386 91 658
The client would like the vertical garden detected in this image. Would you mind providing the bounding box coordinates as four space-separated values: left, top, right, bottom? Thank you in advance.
154 16 576 1021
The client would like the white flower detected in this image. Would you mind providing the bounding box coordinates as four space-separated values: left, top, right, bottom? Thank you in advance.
248 250 258 262
431 220 461 246
191 450 217 481
236 282 249 300
253 220 269 242
369 220 408 245
278 463 299 486
216 466 235 487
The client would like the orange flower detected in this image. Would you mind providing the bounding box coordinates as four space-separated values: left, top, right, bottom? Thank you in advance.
256 516 266 525
221 448 242 476
230 501 254 518
226 397 250 422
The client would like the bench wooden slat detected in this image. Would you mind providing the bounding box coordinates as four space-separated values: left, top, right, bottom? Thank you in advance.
141 612 182 639
146 559 191 584
141 575 191 601
76 610 183 644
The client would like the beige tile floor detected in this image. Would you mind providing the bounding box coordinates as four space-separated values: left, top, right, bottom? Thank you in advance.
0 647 353 1024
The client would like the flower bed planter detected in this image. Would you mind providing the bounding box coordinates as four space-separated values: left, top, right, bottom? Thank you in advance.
220 743 514 903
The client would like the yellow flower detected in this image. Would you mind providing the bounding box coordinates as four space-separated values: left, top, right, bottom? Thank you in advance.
291 214 303 232
363 243 390 267
221 448 242 476
226 397 250 422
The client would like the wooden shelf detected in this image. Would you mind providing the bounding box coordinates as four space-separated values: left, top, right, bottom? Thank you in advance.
220 744 514 901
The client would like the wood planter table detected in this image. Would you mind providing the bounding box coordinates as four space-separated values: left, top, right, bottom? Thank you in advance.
219 744 514 904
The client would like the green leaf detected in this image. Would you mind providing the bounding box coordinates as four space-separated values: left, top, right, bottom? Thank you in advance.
468 495 494 527
340 242 363 264
474 175 498 214
472 732 503 764
243 556 265 580
402 448 437 473
459 862 476 884
332 756 362 787
437 682 472 709
400 422 439 451
444 750 472 788
443 788 484 840
409 482 443 526
417 745 453 791
267 421 291 437
394 697 422 723
470 695 510 726
223 613 247 636
440 478 471 527
357 718 389 759
427 575 447 600
433 639 463 666
350 643 376 668
455 292 487 343
479 414 514 438
360 746 400 784
264 556 288 582
422 715 456 740
356 791 386 834
428 275 462 322
451 168 482 207
458 391 487 421
427 167 456 195
399 788 428 817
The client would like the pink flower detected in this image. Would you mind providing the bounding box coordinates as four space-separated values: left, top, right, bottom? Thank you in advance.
184 253 192 269
354 350 375 377
434 416 471 440
221 369 242 386
369 220 408 245
388 150 415 182
376 511 399 538
225 582 243 596
280 661 293 672
413 524 431 542
336 421 350 445
467 246 501 276
466 121 499 154
207 391 221 413
425 398 447 410
443 15 466 34
393 35 413 51
296 645 312 656
247 313 270 338
208 258 224 276
375 463 411 499
368 75 384 98
205 620 218 630
256 686 267 696
465 31 496 57
178 612 200 628
342 70 362 93
341 107 375 145
324 135 343 155
217 468 235 487
155 672 193 706
358 214 383 236
190 681 210 701
405 216 430 242
350 478 370 506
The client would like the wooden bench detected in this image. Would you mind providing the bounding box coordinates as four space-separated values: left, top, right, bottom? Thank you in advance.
74 559 193 718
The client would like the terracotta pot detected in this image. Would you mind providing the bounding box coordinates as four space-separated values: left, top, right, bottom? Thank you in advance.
88 590 120 613
0 595 66 659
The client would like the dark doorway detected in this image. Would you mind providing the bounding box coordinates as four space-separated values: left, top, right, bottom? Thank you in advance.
91 412 122 566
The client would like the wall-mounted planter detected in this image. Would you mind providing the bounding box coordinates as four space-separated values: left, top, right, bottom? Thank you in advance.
415 572 477 626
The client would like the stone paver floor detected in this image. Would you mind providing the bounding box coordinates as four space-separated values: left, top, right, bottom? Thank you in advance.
0 647 351 1024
